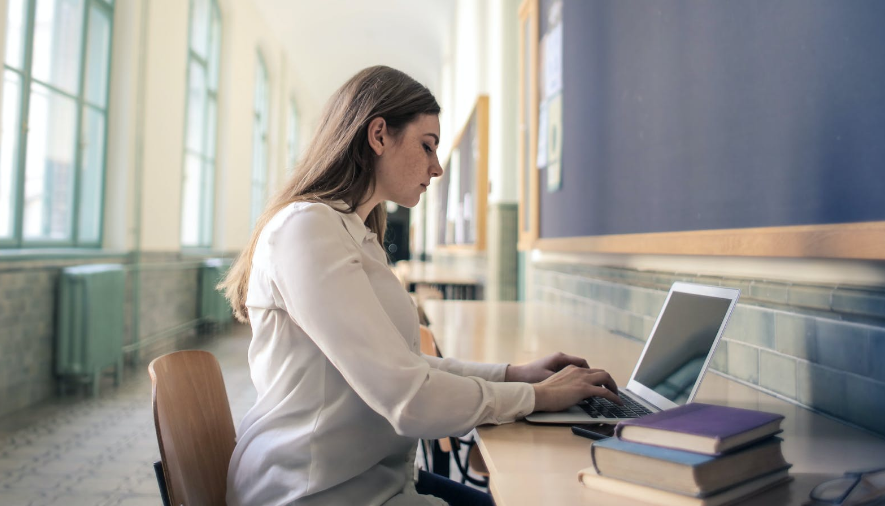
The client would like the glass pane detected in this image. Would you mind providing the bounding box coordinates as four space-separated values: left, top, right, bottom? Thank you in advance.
4 0 28 69
180 153 202 246
200 158 214 245
190 0 209 59
251 123 265 226
77 107 105 243
186 60 206 152
0 71 22 238
205 97 216 158
32 0 85 95
207 7 220 90
254 59 267 119
84 4 111 108
23 83 77 240
287 102 298 169
251 58 268 226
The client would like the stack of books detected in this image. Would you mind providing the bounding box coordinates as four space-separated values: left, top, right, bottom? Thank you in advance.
578 403 792 505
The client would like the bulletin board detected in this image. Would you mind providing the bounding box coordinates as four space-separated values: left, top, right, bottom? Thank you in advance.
517 0 885 259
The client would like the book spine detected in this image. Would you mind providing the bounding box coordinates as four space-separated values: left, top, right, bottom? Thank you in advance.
590 442 602 475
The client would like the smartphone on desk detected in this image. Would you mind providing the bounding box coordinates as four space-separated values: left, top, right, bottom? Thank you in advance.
571 423 615 441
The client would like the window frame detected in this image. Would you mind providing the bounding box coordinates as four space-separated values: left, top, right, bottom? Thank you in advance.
286 96 298 172
250 51 269 227
0 0 114 249
180 0 221 249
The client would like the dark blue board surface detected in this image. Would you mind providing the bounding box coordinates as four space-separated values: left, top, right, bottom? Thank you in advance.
539 0 885 239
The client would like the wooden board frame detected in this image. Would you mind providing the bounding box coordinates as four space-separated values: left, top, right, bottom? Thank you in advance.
517 0 540 251
515 0 885 261
534 221 885 260
436 95 489 252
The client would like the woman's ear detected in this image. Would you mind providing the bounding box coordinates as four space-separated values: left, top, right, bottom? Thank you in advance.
367 117 387 156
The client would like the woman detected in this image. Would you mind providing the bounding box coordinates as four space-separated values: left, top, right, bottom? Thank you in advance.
221 66 622 506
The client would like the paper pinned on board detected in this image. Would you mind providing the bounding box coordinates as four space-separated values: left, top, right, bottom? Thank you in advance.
546 92 563 192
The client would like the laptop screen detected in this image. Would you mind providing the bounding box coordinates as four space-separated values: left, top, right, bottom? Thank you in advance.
631 292 733 405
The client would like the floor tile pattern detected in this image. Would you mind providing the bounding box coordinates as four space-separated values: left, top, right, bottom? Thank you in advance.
0 326 256 506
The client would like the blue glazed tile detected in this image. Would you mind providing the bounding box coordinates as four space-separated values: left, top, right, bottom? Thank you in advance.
710 339 728 372
647 290 667 316
815 319 871 377
788 285 833 311
726 306 775 349
831 288 885 320
844 375 885 437
775 313 818 362
721 278 754 299
869 327 885 383
759 350 798 399
628 314 647 341
748 281 791 304
727 341 759 385
641 317 656 342
797 361 847 419
694 276 724 288
577 279 593 298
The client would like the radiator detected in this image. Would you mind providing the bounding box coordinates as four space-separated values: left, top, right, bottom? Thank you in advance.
56 264 125 397
200 258 233 326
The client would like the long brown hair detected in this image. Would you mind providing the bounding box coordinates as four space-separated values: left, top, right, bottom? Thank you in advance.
220 65 440 322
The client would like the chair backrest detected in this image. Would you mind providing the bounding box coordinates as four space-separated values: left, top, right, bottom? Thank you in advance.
149 350 236 506
419 325 440 357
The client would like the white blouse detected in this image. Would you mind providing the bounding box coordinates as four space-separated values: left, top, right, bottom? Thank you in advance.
226 201 535 506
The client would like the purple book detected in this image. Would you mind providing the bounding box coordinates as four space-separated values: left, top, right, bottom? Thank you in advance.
614 403 785 455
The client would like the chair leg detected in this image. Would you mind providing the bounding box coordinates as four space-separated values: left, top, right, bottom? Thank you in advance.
451 436 490 489
115 358 124 386
154 460 171 506
431 440 450 477
91 368 100 397
421 439 432 473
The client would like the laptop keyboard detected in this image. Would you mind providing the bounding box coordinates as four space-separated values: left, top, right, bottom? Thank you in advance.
578 392 653 419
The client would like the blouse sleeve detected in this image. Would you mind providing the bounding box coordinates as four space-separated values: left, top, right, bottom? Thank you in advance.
265 204 534 439
421 354 508 382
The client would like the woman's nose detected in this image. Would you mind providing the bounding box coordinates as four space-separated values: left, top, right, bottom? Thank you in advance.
430 156 443 178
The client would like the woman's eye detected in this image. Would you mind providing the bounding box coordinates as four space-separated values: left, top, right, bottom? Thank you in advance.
423 144 432 154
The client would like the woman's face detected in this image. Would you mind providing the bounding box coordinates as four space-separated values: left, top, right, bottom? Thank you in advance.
372 114 443 208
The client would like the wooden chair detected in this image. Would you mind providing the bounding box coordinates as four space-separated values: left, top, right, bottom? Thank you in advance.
149 350 236 506
418 326 490 488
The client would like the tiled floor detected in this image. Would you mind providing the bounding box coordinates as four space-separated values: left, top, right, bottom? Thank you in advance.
0 325 257 506
0 324 481 506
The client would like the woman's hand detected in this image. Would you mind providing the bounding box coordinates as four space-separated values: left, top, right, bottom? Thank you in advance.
531 365 623 413
504 352 590 383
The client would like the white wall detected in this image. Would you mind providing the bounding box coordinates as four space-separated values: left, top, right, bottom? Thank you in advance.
418 0 522 256
139 0 189 251
98 0 311 254
486 0 521 204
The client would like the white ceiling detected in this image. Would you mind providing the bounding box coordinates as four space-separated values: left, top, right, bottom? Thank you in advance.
253 0 455 115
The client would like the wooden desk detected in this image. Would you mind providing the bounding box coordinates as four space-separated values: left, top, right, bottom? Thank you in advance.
424 300 885 506
396 261 484 300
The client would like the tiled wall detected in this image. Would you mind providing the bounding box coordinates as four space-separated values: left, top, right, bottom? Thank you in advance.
529 262 885 437
0 253 222 418
486 203 519 301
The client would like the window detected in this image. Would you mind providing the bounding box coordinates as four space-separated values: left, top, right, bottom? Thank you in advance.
180 0 220 248
286 97 298 171
250 53 268 226
0 0 114 247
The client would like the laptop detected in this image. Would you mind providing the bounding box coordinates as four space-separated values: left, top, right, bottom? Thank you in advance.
525 282 740 424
